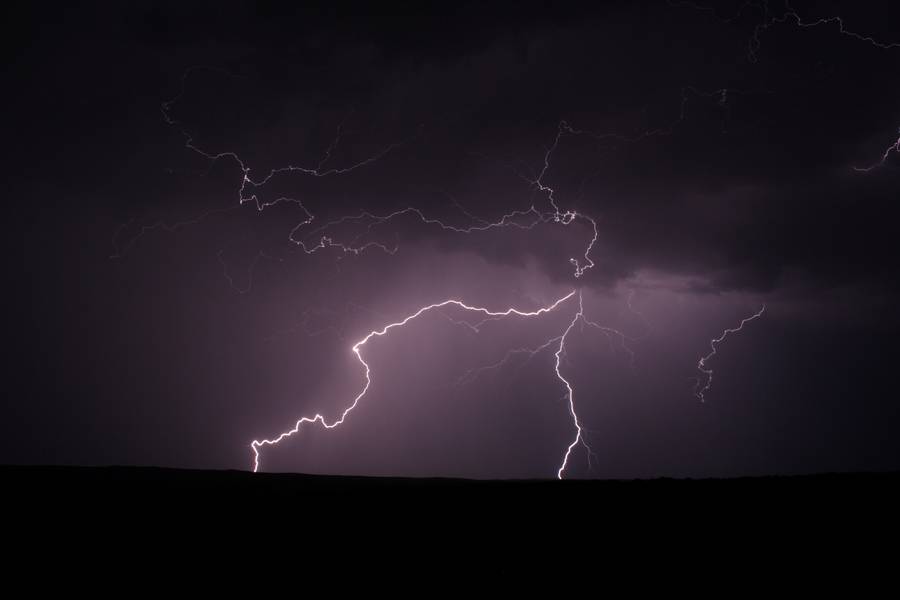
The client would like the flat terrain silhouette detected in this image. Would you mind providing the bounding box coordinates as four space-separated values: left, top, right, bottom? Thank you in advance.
7 465 898 516
5 466 898 577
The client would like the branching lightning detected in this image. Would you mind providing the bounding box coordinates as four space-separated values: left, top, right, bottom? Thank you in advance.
695 305 766 403
669 0 900 60
554 291 591 478
250 290 593 477
671 0 900 171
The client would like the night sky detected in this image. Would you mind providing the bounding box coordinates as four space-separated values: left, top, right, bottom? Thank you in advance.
7 1 900 478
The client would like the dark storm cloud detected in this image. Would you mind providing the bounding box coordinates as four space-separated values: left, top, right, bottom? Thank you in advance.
105 0 899 297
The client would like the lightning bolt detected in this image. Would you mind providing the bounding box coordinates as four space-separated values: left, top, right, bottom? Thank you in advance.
282 120 604 279
671 0 900 172
695 305 766 402
146 69 779 282
555 291 591 479
759 1 900 56
669 0 900 61
250 290 594 477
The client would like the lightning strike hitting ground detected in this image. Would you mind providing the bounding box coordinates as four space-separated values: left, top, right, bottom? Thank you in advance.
555 291 592 479
250 290 588 475
695 305 766 403
670 0 900 60
152 73 631 476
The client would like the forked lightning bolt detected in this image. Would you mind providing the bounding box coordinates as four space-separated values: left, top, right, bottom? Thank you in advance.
250 290 598 478
695 305 766 402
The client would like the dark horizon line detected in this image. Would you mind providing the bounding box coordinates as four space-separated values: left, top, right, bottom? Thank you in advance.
4 463 898 483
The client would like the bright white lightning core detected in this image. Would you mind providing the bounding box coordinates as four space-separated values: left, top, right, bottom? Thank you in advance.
251 290 597 478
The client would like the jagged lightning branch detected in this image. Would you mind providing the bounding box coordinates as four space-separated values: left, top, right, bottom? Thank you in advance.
453 336 564 387
757 2 900 172
147 69 778 279
695 304 766 402
285 120 603 278
671 0 900 171
455 289 647 407
754 0 900 59
144 70 609 281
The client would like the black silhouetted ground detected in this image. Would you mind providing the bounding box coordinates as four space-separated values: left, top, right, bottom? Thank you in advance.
7 465 898 511
6 466 898 577
7 465 899 503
